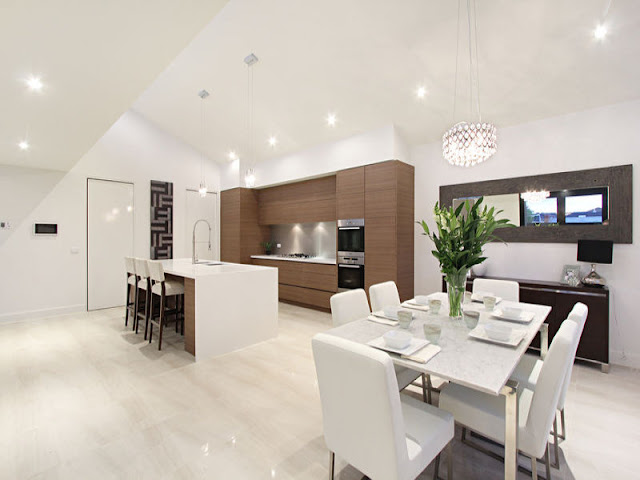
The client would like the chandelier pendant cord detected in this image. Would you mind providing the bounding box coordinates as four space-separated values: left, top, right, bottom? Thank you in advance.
200 97 205 184
452 0 461 124
473 0 482 123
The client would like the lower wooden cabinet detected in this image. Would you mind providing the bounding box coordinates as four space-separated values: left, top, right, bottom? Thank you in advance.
251 258 337 310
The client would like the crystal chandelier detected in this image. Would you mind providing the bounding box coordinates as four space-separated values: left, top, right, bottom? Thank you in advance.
443 0 497 167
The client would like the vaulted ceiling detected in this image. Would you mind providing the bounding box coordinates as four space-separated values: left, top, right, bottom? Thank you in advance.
0 0 229 171
133 0 640 165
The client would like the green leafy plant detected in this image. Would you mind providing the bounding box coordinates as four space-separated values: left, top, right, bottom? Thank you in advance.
261 241 274 254
417 197 515 317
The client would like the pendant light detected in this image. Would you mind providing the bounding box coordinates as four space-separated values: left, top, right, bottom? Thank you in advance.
197 89 209 197
244 53 258 188
442 0 497 167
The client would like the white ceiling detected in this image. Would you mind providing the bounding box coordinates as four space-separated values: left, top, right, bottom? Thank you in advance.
0 0 229 171
133 0 640 165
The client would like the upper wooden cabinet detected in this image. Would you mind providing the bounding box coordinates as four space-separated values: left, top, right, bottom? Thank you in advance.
364 161 415 302
336 166 365 219
258 176 336 225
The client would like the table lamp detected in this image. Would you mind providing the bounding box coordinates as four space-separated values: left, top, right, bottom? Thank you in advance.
577 240 613 287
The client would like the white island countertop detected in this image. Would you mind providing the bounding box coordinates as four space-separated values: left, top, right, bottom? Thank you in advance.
161 258 275 279
251 255 337 265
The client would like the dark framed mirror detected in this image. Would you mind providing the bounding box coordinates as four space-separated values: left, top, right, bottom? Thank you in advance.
440 164 632 243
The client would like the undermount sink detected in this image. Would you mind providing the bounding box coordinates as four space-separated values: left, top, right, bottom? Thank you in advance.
196 261 223 266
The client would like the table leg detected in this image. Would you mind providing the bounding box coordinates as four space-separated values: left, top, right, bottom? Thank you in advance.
501 379 519 480
540 323 549 360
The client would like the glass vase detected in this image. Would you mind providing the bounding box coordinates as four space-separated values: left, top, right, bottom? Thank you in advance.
446 269 469 319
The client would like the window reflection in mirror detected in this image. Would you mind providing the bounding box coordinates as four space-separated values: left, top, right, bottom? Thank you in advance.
452 187 609 228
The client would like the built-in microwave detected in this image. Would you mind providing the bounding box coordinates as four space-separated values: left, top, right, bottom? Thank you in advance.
338 218 364 256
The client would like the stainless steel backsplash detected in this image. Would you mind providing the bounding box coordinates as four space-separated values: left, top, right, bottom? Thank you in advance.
269 222 336 258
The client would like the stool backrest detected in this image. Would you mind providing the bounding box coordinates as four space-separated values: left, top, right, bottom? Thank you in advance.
134 258 149 279
147 260 166 283
125 257 135 275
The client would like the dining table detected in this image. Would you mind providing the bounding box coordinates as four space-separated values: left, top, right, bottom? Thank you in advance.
325 293 551 480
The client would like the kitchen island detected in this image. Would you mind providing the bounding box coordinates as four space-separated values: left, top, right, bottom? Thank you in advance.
160 258 278 362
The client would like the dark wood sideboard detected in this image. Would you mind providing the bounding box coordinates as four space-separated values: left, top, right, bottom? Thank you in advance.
442 275 610 372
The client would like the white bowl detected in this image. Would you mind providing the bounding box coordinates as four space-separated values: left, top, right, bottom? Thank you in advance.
502 307 522 318
484 323 512 342
414 295 429 306
383 330 412 350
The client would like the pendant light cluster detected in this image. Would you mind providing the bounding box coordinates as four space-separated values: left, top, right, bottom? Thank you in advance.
443 0 497 167
197 89 210 197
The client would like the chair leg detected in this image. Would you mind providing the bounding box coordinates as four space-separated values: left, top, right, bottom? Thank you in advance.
447 441 453 480
158 293 165 351
433 453 440 480
461 427 467 442
145 293 153 340
421 374 428 403
133 284 139 331
530 455 538 480
328 451 335 480
125 283 130 326
558 408 566 440
545 443 552 480
551 416 560 469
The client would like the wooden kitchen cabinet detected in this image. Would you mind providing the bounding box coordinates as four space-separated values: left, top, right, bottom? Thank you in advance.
258 176 336 225
364 161 414 302
251 258 337 310
220 188 270 264
336 166 365 219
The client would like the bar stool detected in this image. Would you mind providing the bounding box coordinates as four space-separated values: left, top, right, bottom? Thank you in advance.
133 258 151 336
146 260 185 350
124 257 137 327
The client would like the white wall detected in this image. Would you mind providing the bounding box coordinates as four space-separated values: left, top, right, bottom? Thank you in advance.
412 99 640 367
249 124 408 188
0 110 220 321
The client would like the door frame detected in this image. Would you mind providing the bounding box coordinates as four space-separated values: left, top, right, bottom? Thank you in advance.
86 177 135 311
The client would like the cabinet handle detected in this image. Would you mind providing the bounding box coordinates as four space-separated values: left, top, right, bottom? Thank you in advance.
339 264 361 269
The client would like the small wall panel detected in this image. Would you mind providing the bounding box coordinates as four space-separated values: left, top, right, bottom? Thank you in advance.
150 180 173 259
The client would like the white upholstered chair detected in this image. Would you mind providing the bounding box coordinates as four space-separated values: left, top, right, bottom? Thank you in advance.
472 278 520 302
329 289 425 398
133 258 151 335
147 260 185 350
439 320 579 480
510 302 588 467
370 281 402 312
330 289 370 327
124 257 137 328
312 333 454 480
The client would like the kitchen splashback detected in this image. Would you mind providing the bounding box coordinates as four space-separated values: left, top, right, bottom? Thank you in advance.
270 222 336 258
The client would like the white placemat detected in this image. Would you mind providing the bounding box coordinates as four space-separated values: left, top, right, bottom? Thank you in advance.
402 301 430 312
367 315 398 326
468 325 526 347
471 293 503 304
367 336 430 356
491 309 535 324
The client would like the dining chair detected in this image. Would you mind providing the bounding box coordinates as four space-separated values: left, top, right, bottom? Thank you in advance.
439 320 578 480
329 290 426 400
312 333 454 480
510 302 588 467
369 281 401 311
472 278 519 302
124 257 137 328
146 260 185 351
133 258 151 335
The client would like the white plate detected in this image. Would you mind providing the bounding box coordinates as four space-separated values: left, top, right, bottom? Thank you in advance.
373 310 416 321
491 308 535 324
367 335 430 356
468 325 527 347
471 293 503 304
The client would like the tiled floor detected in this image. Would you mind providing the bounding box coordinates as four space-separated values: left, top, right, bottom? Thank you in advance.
1 302 638 479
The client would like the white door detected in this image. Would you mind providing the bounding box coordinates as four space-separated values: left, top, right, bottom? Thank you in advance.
186 190 218 262
87 179 134 310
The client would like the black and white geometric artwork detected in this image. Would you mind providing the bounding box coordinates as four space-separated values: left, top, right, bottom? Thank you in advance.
150 180 173 259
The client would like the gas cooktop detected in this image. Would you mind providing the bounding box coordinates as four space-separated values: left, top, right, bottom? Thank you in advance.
278 253 316 259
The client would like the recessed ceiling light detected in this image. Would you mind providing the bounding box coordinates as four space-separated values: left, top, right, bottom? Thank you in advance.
18 140 29 150
228 150 237 161
594 24 607 40
416 85 427 99
26 76 43 91
326 113 337 127
268 136 278 147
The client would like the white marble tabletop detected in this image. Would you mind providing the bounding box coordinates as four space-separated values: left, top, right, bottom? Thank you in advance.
326 298 551 396
161 258 276 279
250 255 337 265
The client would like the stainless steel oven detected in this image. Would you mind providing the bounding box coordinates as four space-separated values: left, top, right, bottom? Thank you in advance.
338 218 364 256
338 252 364 291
